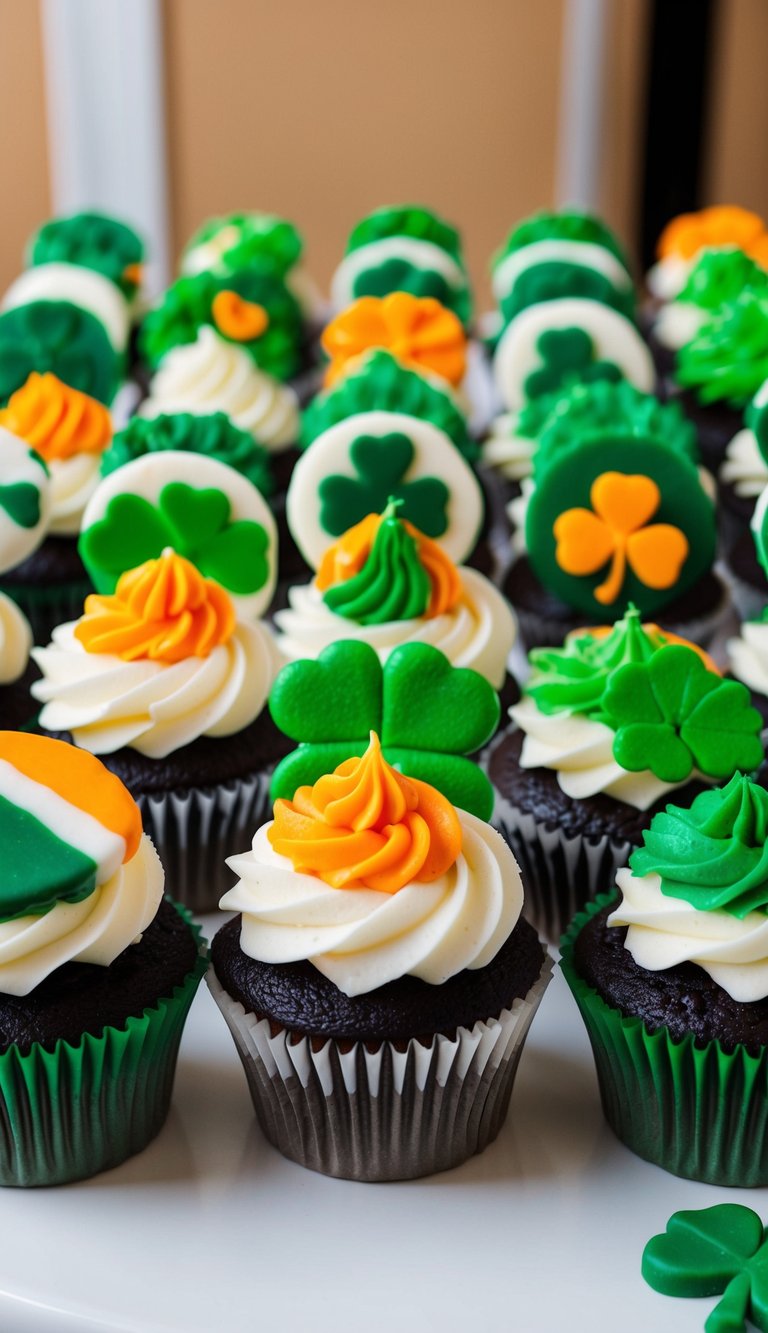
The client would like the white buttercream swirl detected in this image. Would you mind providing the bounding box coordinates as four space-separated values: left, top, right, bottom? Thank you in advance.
0 591 31 685
727 618 768 696
482 412 536 481
47 454 103 534
31 618 282 757
509 697 689 809
272 566 515 689
646 255 693 302
141 327 299 451
221 811 523 997
652 301 707 350
0 833 163 996
609 867 768 1003
720 427 768 499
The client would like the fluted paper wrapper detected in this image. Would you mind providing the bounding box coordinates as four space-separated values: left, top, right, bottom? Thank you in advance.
561 895 768 1187
207 956 553 1182
138 770 273 914
0 908 207 1188
491 782 631 944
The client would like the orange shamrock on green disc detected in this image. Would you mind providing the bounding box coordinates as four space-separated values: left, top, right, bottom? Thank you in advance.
525 438 717 617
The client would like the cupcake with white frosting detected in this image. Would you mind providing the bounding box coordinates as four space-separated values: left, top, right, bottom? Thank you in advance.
562 773 768 1185
208 732 551 1180
488 607 765 940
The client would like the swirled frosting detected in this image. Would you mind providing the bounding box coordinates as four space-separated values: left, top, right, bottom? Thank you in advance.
321 294 467 388
221 741 523 996
141 327 299 451
728 617 768 696
0 592 31 684
273 565 515 688
720 426 768 498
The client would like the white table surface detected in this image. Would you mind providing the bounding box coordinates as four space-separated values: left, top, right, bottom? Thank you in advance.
0 917 759 1333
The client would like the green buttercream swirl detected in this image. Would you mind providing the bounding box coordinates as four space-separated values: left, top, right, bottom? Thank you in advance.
101 412 273 496
322 503 430 625
525 605 666 718
346 206 464 265
28 211 144 297
676 247 768 314
676 292 768 407
630 774 768 918
182 213 303 279
491 209 630 271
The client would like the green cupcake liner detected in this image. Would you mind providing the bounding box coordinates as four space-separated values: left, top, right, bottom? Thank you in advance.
0 906 207 1187
560 894 768 1186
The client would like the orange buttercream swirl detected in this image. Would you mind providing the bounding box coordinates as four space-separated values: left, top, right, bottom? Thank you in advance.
315 512 463 619
0 372 112 461
322 293 467 387
74 549 236 663
657 205 768 267
268 733 463 893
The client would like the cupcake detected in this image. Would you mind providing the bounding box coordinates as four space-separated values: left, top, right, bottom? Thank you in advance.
330 205 472 326
651 247 768 367
26 210 146 306
647 205 768 304
726 497 768 697
0 730 206 1186
501 379 724 650
488 607 764 940
561 772 768 1185
208 732 551 1181
719 382 768 616
320 292 467 394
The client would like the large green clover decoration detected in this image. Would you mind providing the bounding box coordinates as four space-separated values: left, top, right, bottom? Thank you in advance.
524 326 623 402
268 640 499 820
642 1204 768 1333
79 481 270 596
318 433 449 539
601 645 764 783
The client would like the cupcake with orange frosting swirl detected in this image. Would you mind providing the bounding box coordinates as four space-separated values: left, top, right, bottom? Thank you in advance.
209 732 551 1181
31 549 289 911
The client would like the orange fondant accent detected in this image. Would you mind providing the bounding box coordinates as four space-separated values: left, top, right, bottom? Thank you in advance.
571 623 720 674
315 512 463 618
322 293 467 388
75 550 235 663
268 732 462 893
0 372 112 461
211 290 269 342
657 205 767 262
0 731 142 862
122 262 143 287
554 472 689 608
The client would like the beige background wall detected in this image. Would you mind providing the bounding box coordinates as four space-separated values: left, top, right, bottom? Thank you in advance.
1 0 768 302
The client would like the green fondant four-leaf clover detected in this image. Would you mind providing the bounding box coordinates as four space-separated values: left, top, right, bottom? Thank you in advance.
642 1204 768 1333
524 326 623 402
79 482 269 596
318 433 449 539
268 640 499 820
602 646 763 783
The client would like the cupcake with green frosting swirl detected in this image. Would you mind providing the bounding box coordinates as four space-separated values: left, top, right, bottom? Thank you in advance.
654 247 768 353
561 772 768 1186
26 211 145 301
179 212 319 320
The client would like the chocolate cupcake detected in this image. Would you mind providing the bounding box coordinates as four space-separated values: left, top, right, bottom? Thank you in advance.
562 773 768 1185
0 731 205 1186
208 733 551 1181
488 607 764 940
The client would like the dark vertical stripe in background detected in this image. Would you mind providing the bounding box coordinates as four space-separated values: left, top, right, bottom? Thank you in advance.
639 0 719 268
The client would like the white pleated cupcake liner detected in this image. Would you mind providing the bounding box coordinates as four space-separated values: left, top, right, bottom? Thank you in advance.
138 769 274 915
207 955 553 1182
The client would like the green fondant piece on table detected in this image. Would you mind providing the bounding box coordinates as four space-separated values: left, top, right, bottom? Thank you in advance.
140 269 303 380
351 260 471 326
602 646 763 783
0 301 120 406
79 483 269 596
492 209 631 272
102 412 273 496
523 327 623 402
677 248 768 317
631 774 768 917
526 605 662 718
677 292 768 408
183 213 303 280
319 433 449 539
346 206 465 264
642 1204 768 1333
499 262 635 324
0 483 41 530
28 211 144 299
301 348 475 461
525 436 716 617
269 640 498 819
0 796 100 920
323 504 430 625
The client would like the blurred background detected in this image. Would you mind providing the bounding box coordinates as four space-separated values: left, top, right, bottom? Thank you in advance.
1 0 766 303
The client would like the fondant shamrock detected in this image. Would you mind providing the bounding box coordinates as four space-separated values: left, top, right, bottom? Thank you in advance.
642 1204 768 1333
524 327 622 401
268 640 499 820
319 433 449 539
79 482 269 597
554 472 689 607
602 646 763 783
0 483 41 529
